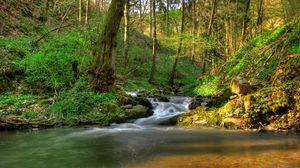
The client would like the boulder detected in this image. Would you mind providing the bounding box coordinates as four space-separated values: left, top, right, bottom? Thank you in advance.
124 105 153 120
188 100 203 110
231 77 256 95
121 104 133 109
221 117 243 129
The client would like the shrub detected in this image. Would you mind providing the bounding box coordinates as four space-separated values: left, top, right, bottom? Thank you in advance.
21 111 39 119
47 80 118 119
21 32 89 93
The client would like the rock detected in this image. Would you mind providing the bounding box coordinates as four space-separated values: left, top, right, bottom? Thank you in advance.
188 100 203 110
121 104 133 109
243 95 253 113
135 97 152 109
156 95 169 102
119 95 135 106
231 77 256 95
230 95 238 100
125 105 153 120
158 115 180 126
222 117 243 129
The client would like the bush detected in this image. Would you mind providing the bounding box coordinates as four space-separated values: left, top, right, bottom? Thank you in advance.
0 94 38 115
21 111 38 119
21 32 89 93
47 80 118 119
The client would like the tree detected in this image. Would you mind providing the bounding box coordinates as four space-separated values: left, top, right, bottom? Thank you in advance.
257 0 264 35
90 0 126 92
191 0 197 63
169 0 185 87
85 0 90 26
203 0 217 74
242 0 251 42
149 0 157 83
123 0 130 68
79 0 82 22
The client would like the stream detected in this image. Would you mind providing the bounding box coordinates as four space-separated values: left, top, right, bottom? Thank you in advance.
0 95 299 168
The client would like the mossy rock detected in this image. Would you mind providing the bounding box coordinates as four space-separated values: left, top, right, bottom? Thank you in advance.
178 106 221 127
124 105 153 120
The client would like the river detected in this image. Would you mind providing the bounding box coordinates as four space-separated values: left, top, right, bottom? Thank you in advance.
0 96 299 168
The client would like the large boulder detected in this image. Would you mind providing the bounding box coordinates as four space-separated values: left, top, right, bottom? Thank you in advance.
188 99 203 110
124 105 153 120
231 77 257 95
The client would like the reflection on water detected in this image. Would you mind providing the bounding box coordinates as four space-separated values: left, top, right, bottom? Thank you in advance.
0 127 299 168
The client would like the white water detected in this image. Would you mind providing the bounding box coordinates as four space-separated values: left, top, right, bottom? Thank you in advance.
134 96 192 125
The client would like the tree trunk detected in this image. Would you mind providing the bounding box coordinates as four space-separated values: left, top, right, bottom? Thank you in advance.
139 0 144 33
233 0 238 51
169 0 185 87
257 0 263 35
149 0 153 37
149 0 157 83
123 0 130 68
203 0 217 74
165 0 170 36
225 15 230 56
85 0 89 26
91 0 126 92
79 0 82 22
191 0 196 63
242 0 251 41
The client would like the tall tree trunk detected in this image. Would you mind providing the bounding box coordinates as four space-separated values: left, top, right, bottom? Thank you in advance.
139 0 144 33
149 0 153 37
225 16 230 56
91 0 126 92
242 0 251 42
79 0 82 22
208 0 217 35
191 0 196 63
257 0 263 35
233 0 238 51
85 0 89 26
149 0 157 83
203 0 217 74
123 0 130 68
169 0 185 87
165 0 170 36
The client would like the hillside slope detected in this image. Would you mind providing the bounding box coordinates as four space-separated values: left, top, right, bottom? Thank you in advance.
179 19 300 131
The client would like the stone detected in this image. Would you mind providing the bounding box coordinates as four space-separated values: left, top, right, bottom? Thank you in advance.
188 100 203 110
121 104 133 109
231 78 256 95
244 95 253 113
125 105 153 120
222 117 243 129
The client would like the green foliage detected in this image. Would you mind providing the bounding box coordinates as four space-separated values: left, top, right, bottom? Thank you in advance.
0 94 37 115
21 111 38 119
195 20 300 97
194 76 224 96
47 80 118 119
21 31 89 92
115 29 200 93
0 94 35 106
124 79 157 92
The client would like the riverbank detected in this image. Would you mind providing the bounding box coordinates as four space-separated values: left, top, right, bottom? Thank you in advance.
177 20 300 132
0 92 156 131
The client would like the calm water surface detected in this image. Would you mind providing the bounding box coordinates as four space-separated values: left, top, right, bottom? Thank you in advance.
0 126 299 168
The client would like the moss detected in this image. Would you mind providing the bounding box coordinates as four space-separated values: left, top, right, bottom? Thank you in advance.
178 106 222 127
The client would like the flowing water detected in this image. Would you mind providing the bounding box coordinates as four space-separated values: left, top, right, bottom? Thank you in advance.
0 96 299 168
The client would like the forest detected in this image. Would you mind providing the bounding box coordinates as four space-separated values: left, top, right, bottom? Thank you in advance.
0 0 300 167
